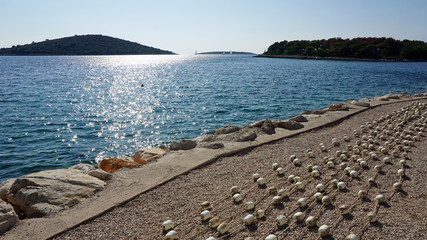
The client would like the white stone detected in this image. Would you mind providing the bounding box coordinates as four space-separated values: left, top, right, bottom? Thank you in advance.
201 210 212 220
297 198 307 207
293 211 304 222
337 181 346 190
305 216 316 227
276 167 284 175
346 233 358 240
165 230 178 239
162 220 174 231
276 215 287 226
257 178 266 186
314 192 323 201
230 186 239 195
272 196 281 205
265 234 277 240
295 181 304 190
256 209 265 218
245 201 255 210
243 214 255 225
318 225 330 237
217 222 229 235
232 193 242 203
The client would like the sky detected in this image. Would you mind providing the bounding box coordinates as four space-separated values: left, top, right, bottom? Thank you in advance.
1 0 427 54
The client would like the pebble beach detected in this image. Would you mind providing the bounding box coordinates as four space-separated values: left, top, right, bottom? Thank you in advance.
44 98 427 240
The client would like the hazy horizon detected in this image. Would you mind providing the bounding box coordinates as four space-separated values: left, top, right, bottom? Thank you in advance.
1 0 427 54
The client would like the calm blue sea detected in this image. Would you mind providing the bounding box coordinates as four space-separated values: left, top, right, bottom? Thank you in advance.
1 55 426 182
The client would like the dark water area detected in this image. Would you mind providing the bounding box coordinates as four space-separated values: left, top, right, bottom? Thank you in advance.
0 55 426 182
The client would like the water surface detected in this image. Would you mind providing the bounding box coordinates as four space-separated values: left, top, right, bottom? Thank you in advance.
1 55 426 182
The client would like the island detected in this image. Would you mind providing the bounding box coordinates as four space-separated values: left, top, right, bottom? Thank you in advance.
257 37 427 61
0 35 175 55
197 51 255 55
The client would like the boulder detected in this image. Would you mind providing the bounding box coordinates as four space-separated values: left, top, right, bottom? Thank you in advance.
194 134 215 143
350 100 371 107
302 110 326 115
328 103 344 110
236 130 257 142
6 169 105 217
215 126 241 135
290 115 308 122
378 93 400 101
88 169 112 181
0 201 18 235
0 179 15 202
359 97 371 102
69 163 96 174
133 147 167 164
169 140 197 151
119 155 134 162
327 103 350 111
273 120 304 130
99 158 141 173
197 142 225 149
249 119 275 134
398 92 410 98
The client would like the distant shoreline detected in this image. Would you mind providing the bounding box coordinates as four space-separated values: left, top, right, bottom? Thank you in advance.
255 54 427 62
197 51 255 55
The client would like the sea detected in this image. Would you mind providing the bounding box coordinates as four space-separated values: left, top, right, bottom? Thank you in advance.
1 54 427 182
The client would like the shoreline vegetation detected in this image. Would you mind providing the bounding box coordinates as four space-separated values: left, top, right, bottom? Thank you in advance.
255 54 427 62
0 35 175 56
259 37 427 62
1 92 426 238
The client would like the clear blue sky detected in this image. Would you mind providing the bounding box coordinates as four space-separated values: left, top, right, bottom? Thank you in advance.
1 0 426 54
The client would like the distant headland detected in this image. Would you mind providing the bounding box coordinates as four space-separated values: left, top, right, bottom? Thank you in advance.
197 51 255 55
258 37 427 61
0 35 175 56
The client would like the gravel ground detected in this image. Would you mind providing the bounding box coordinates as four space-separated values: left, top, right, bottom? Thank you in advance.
54 99 427 240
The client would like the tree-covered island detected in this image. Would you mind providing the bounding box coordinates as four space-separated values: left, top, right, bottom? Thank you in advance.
259 37 427 61
0 35 175 55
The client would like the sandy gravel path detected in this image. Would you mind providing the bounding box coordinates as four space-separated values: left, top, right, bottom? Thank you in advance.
54 99 427 240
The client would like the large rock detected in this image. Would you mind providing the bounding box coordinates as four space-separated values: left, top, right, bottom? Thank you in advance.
302 109 326 115
169 139 197 151
69 163 112 181
194 134 215 143
99 158 141 173
69 163 96 174
378 93 400 101
197 142 225 149
6 169 105 217
0 201 18 235
350 100 371 107
327 103 350 111
249 119 275 134
133 147 167 164
87 169 112 181
236 130 257 142
0 179 15 202
215 126 241 135
273 120 304 130
290 115 308 122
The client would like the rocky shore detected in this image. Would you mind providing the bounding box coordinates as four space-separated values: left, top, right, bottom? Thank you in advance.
1 92 427 239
